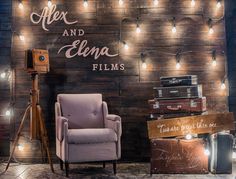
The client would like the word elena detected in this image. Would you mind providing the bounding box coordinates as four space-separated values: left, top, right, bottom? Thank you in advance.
92 64 125 71
30 4 78 31
58 39 118 60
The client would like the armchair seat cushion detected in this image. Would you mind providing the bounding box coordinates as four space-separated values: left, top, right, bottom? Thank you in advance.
68 128 117 144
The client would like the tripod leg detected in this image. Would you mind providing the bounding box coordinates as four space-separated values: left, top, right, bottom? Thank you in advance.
5 104 31 172
37 105 54 173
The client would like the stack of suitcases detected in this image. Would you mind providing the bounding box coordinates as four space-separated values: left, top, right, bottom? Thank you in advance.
148 75 234 175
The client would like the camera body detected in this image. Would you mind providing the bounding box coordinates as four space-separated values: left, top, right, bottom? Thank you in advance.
25 49 50 73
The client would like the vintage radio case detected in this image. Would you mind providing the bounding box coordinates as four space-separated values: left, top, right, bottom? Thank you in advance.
160 75 198 87
148 97 207 114
153 85 202 99
209 132 233 174
150 138 209 174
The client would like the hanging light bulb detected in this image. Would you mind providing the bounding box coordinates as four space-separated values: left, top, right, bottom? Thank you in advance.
19 34 25 42
209 27 214 35
208 18 214 35
204 149 210 156
221 81 226 90
232 152 236 159
153 0 159 6
176 61 181 69
17 144 24 151
83 0 88 8
172 17 176 34
5 109 11 116
185 134 193 140
212 49 217 67
123 42 129 50
136 18 141 34
0 72 6 79
142 62 147 69
191 0 196 7
140 53 147 69
212 60 217 67
18 0 24 9
48 0 52 7
119 0 123 6
216 0 221 9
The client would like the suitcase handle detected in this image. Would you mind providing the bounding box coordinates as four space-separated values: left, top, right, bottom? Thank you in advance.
167 105 182 111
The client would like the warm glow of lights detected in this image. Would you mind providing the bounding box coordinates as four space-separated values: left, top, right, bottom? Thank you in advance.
217 1 221 9
142 62 147 69
83 0 88 8
185 134 193 140
0 72 6 79
124 43 129 50
221 82 226 90
136 25 141 33
212 60 217 67
119 0 123 6
209 27 214 35
19 34 25 42
153 0 159 6
5 110 11 116
48 0 52 7
232 152 236 159
18 2 24 9
191 0 196 7
204 149 210 156
17 144 24 151
176 62 181 69
172 26 177 33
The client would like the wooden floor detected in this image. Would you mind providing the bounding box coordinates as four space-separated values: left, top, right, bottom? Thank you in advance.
0 162 235 179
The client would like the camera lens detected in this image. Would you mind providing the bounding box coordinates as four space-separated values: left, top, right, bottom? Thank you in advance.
39 55 45 61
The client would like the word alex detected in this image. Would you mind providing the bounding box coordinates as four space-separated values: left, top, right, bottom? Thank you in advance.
58 39 118 60
30 4 78 31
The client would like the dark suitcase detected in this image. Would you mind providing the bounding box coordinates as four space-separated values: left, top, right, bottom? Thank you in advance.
160 75 198 87
210 132 233 174
148 97 206 114
150 138 209 174
153 85 202 99
149 112 207 120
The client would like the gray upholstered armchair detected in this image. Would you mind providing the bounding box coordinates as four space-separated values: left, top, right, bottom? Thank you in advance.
55 94 122 177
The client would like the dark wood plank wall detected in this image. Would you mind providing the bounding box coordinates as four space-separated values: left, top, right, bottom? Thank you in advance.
225 0 236 117
9 0 228 161
0 0 12 156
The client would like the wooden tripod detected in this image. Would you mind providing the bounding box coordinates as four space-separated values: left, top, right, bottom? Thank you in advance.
5 73 54 173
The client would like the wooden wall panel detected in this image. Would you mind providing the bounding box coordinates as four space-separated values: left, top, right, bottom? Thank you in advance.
9 0 228 161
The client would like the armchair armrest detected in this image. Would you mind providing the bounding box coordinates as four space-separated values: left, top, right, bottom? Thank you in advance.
56 116 68 142
105 114 122 137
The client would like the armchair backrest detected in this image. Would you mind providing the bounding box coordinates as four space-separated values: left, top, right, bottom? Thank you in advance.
57 94 104 129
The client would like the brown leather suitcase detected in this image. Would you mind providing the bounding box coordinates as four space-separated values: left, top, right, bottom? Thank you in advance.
150 138 209 174
153 85 202 99
148 97 207 114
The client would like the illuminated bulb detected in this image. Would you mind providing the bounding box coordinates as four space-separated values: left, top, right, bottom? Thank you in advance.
142 62 147 69
217 1 221 9
221 82 226 90
5 110 11 116
172 26 177 33
185 134 192 140
136 25 141 33
209 27 214 35
119 0 123 6
204 149 210 156
48 0 52 7
212 60 217 67
124 43 129 50
232 152 236 159
18 2 23 9
19 34 25 41
83 0 88 8
153 0 159 6
17 144 24 151
0 72 6 79
191 0 195 7
176 62 181 69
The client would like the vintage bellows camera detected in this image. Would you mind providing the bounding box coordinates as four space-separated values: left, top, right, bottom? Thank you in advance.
25 49 50 73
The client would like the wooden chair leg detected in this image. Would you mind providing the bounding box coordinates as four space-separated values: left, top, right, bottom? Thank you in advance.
113 161 117 175
60 159 63 170
103 162 106 168
65 162 69 177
